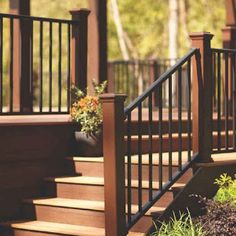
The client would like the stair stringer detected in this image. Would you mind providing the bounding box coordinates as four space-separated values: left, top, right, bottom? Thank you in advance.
147 162 236 235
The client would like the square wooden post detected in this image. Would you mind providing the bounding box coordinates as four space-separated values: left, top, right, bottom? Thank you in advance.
100 94 127 236
70 9 90 91
10 0 32 112
225 0 236 27
107 62 115 92
190 32 214 163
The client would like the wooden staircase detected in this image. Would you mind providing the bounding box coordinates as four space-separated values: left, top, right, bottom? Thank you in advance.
0 150 193 236
0 114 234 236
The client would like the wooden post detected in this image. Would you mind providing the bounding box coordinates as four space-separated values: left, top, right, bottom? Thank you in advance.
88 0 107 92
100 94 126 236
190 32 213 163
107 62 115 92
70 9 90 91
225 0 236 27
9 0 32 112
149 60 158 106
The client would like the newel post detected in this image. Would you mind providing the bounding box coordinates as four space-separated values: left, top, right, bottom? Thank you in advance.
10 0 32 112
70 9 90 91
190 32 213 163
100 94 127 236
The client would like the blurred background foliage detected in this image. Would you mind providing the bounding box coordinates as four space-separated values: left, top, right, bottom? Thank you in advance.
0 0 226 60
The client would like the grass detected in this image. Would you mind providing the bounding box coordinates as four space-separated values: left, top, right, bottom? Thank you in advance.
151 211 205 236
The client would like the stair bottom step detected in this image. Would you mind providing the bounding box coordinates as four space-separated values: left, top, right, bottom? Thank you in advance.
0 221 144 236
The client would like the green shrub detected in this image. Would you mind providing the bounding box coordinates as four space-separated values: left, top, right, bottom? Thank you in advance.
214 173 236 205
151 211 206 236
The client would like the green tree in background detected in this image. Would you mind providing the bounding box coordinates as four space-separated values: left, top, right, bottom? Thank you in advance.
0 0 226 60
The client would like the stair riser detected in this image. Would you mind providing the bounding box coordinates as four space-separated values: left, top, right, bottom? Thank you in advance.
126 132 233 154
23 204 151 232
68 161 192 182
44 182 173 207
126 119 233 136
127 136 190 154
23 204 105 228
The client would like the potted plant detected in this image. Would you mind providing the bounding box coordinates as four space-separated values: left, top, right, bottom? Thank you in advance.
70 80 107 157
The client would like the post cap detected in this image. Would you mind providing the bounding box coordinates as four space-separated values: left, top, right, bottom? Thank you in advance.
70 8 90 17
100 93 127 103
189 32 214 41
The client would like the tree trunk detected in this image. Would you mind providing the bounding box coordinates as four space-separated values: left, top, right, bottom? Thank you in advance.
168 0 178 107
179 0 189 48
110 0 129 60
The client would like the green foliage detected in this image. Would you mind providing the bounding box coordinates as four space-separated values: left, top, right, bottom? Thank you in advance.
214 173 236 205
108 0 225 59
70 80 107 135
0 1 226 60
151 211 206 236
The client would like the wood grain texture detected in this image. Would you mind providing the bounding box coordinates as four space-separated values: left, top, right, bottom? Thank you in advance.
0 123 74 221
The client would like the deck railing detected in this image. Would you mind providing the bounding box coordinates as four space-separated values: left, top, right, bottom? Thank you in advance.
101 32 219 235
0 10 89 114
212 48 236 153
123 48 198 230
108 59 189 108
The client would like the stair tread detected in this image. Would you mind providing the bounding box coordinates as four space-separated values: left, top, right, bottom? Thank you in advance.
1 220 144 236
45 176 186 189
1 220 105 236
23 198 165 215
67 151 190 166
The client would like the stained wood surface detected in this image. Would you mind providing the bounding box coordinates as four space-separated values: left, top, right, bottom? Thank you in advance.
1 220 144 236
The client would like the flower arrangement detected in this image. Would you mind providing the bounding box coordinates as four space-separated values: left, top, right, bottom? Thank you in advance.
70 80 107 136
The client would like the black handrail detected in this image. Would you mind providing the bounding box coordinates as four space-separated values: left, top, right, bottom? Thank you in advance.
0 13 76 24
125 48 197 114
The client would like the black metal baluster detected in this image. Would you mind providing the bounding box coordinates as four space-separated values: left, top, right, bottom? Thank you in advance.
30 20 34 112
10 18 13 113
187 59 191 161
39 21 43 112
158 85 163 191
58 22 62 112
126 62 130 101
122 61 126 94
233 53 236 149
217 52 221 150
49 21 52 112
168 76 173 180
0 17 3 113
225 53 229 150
148 95 153 201
213 52 217 112
67 23 71 112
178 68 182 170
127 113 132 224
138 103 142 211
228 53 234 148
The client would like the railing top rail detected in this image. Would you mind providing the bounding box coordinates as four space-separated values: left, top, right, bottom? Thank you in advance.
0 12 76 24
124 48 198 115
109 58 178 64
212 48 236 53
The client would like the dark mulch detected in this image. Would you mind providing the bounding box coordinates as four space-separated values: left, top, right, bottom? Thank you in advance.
193 196 236 236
